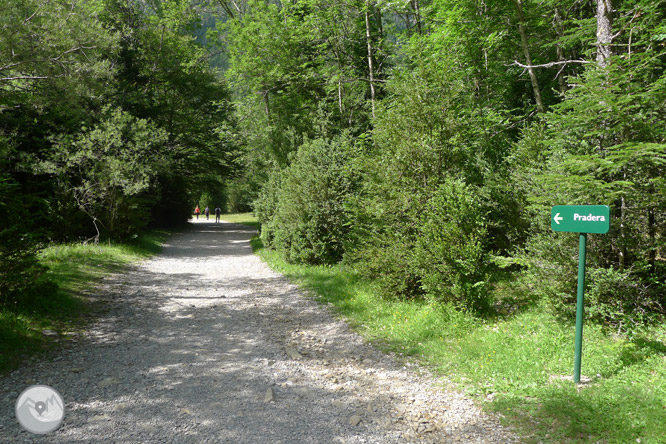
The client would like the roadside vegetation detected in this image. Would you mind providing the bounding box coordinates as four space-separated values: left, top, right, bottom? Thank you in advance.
224 211 666 444
1 1 234 372
222 2 666 440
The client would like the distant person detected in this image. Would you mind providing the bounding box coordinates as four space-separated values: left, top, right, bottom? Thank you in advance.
204 206 210 220
215 207 221 223
194 205 200 220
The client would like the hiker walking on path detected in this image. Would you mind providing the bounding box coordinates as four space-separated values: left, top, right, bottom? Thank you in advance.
215 207 221 223
194 206 200 220
204 206 210 220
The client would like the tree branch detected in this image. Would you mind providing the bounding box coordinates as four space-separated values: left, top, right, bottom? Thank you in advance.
512 59 590 69
0 75 48 81
49 45 97 62
0 62 23 72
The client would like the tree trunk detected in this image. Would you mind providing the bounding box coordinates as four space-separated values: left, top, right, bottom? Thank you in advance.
364 0 376 120
411 0 422 35
648 198 656 272
515 0 544 113
596 0 613 67
553 7 567 94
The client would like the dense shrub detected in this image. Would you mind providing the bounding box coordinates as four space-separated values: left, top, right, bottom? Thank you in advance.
0 174 54 306
587 267 663 330
414 179 491 312
254 168 282 249
256 135 356 264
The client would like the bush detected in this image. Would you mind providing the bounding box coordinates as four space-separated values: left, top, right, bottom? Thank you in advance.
0 233 50 307
257 134 356 264
587 267 664 332
0 174 55 306
254 168 282 249
414 179 492 312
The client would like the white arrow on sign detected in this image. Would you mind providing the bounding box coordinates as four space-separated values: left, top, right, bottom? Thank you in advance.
554 213 563 224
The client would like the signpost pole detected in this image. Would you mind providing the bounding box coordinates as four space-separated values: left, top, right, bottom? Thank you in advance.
551 205 609 384
573 233 587 384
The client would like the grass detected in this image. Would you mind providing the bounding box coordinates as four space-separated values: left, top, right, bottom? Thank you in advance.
248 230 666 443
219 212 261 231
0 229 170 374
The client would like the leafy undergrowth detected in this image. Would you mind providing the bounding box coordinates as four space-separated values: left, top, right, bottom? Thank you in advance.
0 230 170 374
252 239 666 444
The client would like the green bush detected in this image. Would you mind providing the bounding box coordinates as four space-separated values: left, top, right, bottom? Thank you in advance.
0 232 51 307
0 174 55 307
257 134 355 264
414 179 491 312
255 168 282 249
587 267 663 332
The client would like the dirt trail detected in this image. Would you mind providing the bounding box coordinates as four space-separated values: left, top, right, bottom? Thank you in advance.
0 221 516 443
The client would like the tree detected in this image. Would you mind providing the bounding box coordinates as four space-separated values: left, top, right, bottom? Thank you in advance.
42 108 169 239
512 0 666 328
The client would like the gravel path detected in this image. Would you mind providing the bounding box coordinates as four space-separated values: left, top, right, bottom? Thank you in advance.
1 221 517 443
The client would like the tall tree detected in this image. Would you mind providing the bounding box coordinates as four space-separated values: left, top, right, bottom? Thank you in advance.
596 0 613 67
514 0 544 112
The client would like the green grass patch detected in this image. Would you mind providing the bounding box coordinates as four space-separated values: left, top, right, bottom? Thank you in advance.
255 239 666 444
219 212 260 231
0 229 170 374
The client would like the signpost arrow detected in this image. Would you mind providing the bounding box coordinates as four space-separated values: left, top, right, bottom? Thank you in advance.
551 205 610 384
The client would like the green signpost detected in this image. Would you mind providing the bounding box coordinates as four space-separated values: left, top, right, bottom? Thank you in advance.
551 205 610 384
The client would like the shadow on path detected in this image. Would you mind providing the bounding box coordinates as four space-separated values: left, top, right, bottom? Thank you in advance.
0 221 515 444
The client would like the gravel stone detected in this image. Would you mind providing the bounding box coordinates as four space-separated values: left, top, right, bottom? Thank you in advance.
0 220 518 443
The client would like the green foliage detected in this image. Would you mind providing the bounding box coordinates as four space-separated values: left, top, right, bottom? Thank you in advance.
344 25 517 308
258 134 356 264
223 0 390 210
43 108 169 238
1 0 238 240
0 0 238 330
0 229 51 307
0 204 52 308
0 138 54 306
226 178 255 213
254 167 282 248
586 267 661 329
415 180 491 312
513 49 666 329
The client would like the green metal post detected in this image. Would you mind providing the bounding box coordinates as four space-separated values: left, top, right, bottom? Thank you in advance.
573 233 587 384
